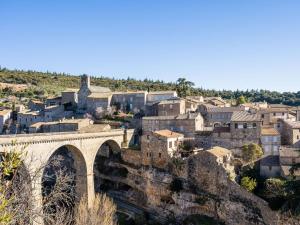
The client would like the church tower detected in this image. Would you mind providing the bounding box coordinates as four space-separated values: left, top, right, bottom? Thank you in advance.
80 74 90 89
78 74 91 110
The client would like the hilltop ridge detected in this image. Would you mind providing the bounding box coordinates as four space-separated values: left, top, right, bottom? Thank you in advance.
0 67 300 106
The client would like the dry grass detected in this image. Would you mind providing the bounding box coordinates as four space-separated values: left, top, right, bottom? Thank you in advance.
75 193 117 225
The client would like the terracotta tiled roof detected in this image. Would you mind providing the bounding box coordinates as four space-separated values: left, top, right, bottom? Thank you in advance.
153 129 184 138
261 128 280 136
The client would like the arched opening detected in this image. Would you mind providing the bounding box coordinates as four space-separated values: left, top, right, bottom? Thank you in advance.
93 140 124 193
42 145 87 224
213 122 221 128
93 140 147 222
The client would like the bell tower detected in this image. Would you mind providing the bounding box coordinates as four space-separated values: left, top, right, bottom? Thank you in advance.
80 74 90 89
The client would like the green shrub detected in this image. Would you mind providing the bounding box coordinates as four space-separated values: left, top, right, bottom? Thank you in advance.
241 176 257 192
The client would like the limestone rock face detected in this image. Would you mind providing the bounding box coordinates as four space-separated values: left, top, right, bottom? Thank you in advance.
113 150 279 224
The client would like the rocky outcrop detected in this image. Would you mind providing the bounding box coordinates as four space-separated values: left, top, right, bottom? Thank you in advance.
99 149 279 225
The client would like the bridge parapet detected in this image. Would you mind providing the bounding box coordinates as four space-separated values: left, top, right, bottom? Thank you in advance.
0 129 135 147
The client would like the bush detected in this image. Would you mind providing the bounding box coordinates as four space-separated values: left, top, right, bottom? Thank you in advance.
242 143 263 163
241 176 257 192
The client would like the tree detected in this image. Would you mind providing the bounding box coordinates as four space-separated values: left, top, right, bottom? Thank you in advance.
0 143 119 225
236 95 247 105
176 78 194 97
264 178 286 199
242 143 263 163
241 176 257 192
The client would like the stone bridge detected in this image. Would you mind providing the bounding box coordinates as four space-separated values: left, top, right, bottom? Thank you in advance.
0 129 135 213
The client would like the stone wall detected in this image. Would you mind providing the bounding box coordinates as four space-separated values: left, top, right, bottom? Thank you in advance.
121 149 142 167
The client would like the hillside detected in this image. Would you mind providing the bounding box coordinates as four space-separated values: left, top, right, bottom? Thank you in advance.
0 67 300 106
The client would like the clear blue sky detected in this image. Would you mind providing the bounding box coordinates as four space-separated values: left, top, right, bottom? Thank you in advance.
1 0 299 92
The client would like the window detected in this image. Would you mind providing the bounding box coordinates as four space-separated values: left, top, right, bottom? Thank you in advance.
159 153 162 158
130 97 133 102
273 113 276 116
262 114 265 119
147 135 150 140
297 135 299 140
235 123 238 129
169 141 173 148
282 112 285 116
253 123 257 128
277 123 280 128
170 104 173 109
243 123 247 129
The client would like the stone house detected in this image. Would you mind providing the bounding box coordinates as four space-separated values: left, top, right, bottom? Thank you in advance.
157 98 185 116
86 92 112 113
197 103 217 120
186 96 204 103
28 118 94 133
111 91 147 113
185 98 200 113
44 105 66 122
258 107 291 127
279 147 300 179
239 102 268 112
281 120 300 147
147 91 177 103
17 111 44 129
260 127 281 156
142 113 204 137
204 97 229 107
230 111 262 148
46 96 62 106
206 107 244 127
211 127 232 149
61 89 78 107
259 155 281 178
141 129 184 169
28 99 45 111
0 109 12 134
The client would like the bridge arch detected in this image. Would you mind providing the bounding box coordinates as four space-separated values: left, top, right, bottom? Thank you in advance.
93 140 124 193
42 144 88 218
